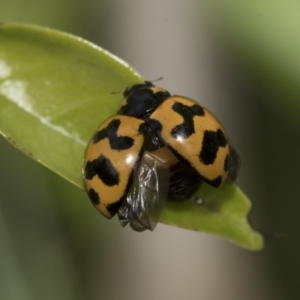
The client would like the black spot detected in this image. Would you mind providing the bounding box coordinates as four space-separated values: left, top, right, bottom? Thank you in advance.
171 102 205 139
92 128 107 143
106 199 125 216
88 188 100 205
85 160 97 179
192 105 205 115
217 129 227 146
166 146 223 187
199 129 228 165
171 124 190 139
110 135 134 150
205 176 222 187
119 88 170 118
85 155 119 186
93 118 134 150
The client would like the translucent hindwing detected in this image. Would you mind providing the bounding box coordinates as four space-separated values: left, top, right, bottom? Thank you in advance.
117 149 170 231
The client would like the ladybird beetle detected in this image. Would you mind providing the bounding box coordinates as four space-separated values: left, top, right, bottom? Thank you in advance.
83 81 240 231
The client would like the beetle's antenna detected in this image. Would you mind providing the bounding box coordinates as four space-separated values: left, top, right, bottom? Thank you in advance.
148 76 163 83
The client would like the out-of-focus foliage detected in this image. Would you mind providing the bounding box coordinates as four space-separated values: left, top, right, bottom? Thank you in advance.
209 1 300 129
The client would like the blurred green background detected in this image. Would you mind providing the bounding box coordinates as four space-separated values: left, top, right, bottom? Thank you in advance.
0 1 298 299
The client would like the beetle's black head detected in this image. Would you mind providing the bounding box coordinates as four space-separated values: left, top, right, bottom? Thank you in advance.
118 81 171 119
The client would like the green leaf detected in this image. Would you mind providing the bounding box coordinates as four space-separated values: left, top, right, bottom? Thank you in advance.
161 182 264 250
0 23 264 250
0 23 142 186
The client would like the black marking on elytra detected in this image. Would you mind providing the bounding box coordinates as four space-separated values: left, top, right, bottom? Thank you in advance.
206 176 222 187
85 155 119 186
118 88 170 118
106 199 124 216
88 188 100 205
93 118 134 150
171 102 205 139
92 128 107 143
85 161 97 180
166 145 223 187
199 129 227 165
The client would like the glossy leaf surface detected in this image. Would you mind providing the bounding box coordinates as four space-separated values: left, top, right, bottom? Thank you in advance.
0 23 141 186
